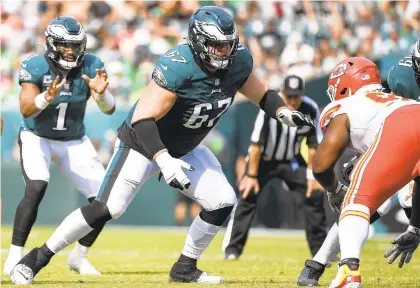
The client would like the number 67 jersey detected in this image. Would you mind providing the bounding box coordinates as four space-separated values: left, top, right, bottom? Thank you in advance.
319 86 420 154
18 53 104 140
119 43 253 158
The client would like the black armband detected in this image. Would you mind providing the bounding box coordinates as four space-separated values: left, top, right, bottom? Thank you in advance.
131 118 166 159
313 167 337 192
259 89 285 119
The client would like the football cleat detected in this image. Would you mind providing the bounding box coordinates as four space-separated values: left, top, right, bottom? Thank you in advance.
329 258 361 288
169 262 224 284
10 247 51 285
297 259 327 286
3 255 21 275
10 264 34 285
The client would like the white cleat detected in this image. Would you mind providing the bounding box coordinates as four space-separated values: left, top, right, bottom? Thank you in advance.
10 264 34 285
67 243 101 275
67 257 101 275
196 272 224 284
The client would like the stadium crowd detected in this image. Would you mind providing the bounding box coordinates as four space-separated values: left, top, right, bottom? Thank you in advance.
1 0 419 108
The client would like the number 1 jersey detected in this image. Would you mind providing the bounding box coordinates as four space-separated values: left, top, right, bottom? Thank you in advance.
118 43 253 158
18 53 104 140
320 86 420 154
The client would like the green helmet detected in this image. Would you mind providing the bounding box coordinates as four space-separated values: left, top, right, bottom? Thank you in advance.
188 6 239 70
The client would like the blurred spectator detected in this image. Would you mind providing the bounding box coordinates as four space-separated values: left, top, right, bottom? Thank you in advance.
1 0 419 109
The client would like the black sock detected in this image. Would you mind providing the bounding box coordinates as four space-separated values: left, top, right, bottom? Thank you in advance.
40 243 55 260
178 254 197 265
78 197 106 247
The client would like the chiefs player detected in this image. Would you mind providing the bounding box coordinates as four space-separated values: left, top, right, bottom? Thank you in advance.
313 57 420 288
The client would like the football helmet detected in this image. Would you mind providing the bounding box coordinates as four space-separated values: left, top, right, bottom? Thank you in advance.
188 6 239 70
45 16 87 70
412 37 420 87
327 57 381 101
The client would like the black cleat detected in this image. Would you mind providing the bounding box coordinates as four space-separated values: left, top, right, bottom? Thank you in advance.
297 259 327 286
169 261 224 284
10 247 51 285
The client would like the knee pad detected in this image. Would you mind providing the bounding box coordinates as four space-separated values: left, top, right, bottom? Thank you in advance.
80 200 112 229
200 206 234 226
23 180 48 207
377 198 392 216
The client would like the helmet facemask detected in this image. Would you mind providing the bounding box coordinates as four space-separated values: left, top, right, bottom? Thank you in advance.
47 37 86 70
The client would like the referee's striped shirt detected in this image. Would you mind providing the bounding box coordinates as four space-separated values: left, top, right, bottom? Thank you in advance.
250 96 322 162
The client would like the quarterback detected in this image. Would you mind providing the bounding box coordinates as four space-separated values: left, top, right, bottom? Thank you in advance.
3 16 115 276
10 6 313 285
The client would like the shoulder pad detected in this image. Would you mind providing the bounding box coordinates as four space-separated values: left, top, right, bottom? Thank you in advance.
319 102 344 133
18 54 48 85
235 43 253 69
152 45 193 91
83 53 105 78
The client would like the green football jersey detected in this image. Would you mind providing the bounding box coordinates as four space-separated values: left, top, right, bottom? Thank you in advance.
387 56 420 101
119 43 253 157
18 53 104 140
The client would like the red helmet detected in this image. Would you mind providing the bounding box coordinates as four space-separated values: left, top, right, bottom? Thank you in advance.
327 57 381 101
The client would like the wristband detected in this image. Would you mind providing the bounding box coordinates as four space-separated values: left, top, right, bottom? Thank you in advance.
94 91 115 112
306 168 315 180
34 91 49 110
247 174 258 179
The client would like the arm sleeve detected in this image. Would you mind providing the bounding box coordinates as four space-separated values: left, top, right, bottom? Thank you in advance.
387 66 404 96
250 109 270 145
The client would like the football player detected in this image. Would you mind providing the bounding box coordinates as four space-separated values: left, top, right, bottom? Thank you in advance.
9 6 313 285
3 16 115 276
294 56 420 288
297 39 420 286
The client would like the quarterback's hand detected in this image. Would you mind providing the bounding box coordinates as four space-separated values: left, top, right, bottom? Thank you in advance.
277 108 315 128
156 151 194 191
384 226 420 268
82 68 109 95
327 182 348 213
239 175 260 199
45 75 67 102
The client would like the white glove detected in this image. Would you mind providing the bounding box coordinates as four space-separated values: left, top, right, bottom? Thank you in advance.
327 182 348 213
277 109 315 128
156 152 194 190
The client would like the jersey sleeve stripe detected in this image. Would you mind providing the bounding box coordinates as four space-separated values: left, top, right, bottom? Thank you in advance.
320 104 341 132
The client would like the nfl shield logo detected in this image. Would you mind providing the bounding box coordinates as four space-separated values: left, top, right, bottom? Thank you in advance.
214 78 220 86
43 75 52 86
289 77 299 89
64 83 70 90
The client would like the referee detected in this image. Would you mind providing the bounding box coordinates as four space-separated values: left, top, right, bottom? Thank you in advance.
223 75 327 259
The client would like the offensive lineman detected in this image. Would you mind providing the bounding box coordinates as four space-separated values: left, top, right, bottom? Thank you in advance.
10 6 313 285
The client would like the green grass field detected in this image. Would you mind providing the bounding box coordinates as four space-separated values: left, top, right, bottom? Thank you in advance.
1 226 420 287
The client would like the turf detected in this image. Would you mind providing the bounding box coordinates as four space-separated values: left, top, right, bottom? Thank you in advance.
1 226 420 287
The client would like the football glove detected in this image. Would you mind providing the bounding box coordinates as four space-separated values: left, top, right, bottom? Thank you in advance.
327 182 348 213
341 154 360 184
156 152 194 190
277 109 315 128
384 226 420 268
